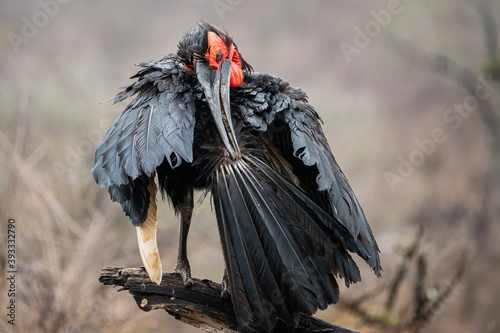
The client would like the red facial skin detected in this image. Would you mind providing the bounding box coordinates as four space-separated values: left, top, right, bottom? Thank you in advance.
185 31 243 87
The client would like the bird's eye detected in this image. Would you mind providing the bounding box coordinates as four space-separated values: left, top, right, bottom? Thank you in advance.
216 51 223 62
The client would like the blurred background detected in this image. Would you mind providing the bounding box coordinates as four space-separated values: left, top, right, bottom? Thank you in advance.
1 1 499 332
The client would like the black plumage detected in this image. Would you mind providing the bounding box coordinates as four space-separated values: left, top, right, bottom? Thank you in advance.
93 21 381 332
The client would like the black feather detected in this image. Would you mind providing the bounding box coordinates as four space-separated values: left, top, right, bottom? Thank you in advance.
92 55 196 226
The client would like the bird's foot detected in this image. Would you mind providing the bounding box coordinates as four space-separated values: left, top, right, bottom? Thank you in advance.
174 259 194 288
221 269 230 299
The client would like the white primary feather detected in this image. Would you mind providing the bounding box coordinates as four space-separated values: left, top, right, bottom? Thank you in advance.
136 176 162 284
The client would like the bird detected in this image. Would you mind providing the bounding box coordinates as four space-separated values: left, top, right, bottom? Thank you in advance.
93 21 381 332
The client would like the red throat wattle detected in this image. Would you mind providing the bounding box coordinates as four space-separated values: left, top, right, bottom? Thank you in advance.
185 31 243 87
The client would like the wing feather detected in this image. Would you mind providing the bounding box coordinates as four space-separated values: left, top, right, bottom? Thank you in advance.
235 73 381 276
283 100 381 275
92 55 196 225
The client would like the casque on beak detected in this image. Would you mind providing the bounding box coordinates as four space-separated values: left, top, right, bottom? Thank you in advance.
196 60 240 160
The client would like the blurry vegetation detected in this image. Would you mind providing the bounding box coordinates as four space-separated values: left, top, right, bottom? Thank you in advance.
483 57 500 82
1 1 499 333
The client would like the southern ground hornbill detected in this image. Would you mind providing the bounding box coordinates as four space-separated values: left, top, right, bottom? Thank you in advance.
93 22 381 332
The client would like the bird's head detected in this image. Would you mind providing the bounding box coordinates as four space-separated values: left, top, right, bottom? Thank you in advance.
178 21 252 87
177 22 252 159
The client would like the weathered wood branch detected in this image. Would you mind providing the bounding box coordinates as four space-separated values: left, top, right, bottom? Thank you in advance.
99 266 359 333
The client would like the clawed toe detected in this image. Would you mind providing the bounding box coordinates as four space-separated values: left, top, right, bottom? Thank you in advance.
183 276 194 288
221 269 230 298
221 285 230 299
180 271 194 288
174 260 193 288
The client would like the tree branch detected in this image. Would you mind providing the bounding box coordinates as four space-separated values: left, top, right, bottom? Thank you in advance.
99 267 359 333
388 32 500 139
385 226 424 311
471 0 498 59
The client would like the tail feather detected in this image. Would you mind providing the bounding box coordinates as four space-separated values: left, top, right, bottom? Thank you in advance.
232 164 323 317
235 164 335 311
250 158 367 285
214 169 277 331
213 156 365 331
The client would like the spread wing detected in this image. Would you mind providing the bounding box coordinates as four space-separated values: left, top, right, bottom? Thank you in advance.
236 73 381 276
92 55 196 225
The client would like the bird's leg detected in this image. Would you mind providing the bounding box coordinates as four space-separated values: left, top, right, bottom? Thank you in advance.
221 268 230 299
174 188 194 288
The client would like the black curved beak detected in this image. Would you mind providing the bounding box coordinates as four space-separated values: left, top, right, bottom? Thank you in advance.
196 60 240 160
